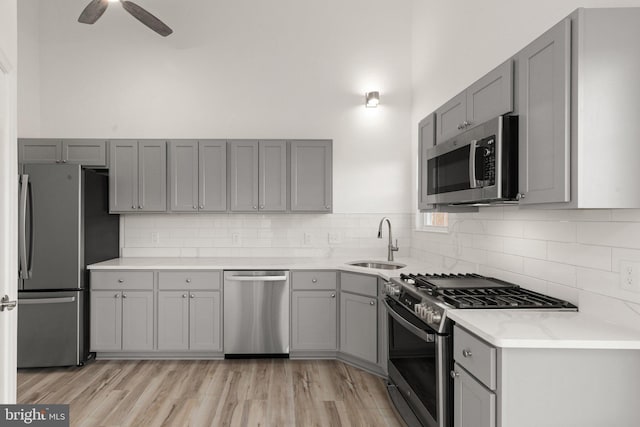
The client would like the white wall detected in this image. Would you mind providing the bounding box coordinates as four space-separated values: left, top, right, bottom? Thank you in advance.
18 0 413 214
410 0 640 329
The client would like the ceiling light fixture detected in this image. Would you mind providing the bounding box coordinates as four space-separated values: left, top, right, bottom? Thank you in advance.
365 91 380 108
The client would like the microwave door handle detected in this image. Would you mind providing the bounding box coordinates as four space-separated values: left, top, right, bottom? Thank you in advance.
469 140 478 189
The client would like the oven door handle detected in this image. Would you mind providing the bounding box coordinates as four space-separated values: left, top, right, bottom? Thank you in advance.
383 299 435 343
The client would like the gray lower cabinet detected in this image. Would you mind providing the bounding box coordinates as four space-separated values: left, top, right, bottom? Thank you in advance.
453 364 496 427
290 140 332 212
19 138 108 167
435 60 513 145
291 291 337 351
90 290 154 352
169 140 227 212
340 291 377 364
157 290 222 351
110 140 167 212
517 18 571 205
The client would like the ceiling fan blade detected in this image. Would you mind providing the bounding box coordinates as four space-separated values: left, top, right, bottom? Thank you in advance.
120 1 173 37
78 0 109 24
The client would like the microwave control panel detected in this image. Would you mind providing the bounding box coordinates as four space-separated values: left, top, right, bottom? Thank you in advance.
476 136 496 185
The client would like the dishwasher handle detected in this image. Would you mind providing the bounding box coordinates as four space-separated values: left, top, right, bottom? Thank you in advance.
226 275 288 282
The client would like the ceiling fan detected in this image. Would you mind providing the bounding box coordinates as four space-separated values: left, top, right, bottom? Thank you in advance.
78 0 173 37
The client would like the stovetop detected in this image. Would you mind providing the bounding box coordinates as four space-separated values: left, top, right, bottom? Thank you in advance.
385 273 577 334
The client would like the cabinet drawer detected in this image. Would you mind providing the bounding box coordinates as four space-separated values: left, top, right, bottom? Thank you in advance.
158 271 221 290
91 271 154 290
340 272 377 297
291 271 337 290
454 325 496 390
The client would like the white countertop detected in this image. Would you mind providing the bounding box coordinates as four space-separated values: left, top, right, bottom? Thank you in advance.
448 309 640 350
89 256 640 350
87 256 442 281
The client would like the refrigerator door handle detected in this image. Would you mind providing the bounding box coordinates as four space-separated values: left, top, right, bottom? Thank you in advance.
26 178 34 277
19 296 76 305
18 174 30 279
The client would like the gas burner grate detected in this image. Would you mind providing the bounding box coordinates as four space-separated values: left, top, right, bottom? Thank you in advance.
441 287 576 309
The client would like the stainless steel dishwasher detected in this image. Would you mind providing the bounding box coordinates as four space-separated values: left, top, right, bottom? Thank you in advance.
223 270 289 356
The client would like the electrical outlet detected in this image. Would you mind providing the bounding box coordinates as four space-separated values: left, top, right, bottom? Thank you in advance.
620 261 640 293
304 232 312 245
328 232 342 244
232 232 241 246
151 232 159 244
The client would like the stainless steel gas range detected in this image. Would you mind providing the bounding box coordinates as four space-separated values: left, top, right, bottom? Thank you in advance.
382 273 577 427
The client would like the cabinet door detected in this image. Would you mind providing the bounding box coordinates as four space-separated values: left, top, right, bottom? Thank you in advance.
467 60 513 126
418 114 435 210
199 140 227 212
340 292 377 364
259 140 287 212
290 140 332 212
518 18 571 205
291 291 337 351
138 140 167 212
229 140 259 212
189 291 222 351
453 364 496 427
90 291 122 351
435 92 467 144
18 139 62 164
62 139 107 167
157 291 189 350
109 140 138 212
168 140 198 212
121 291 154 351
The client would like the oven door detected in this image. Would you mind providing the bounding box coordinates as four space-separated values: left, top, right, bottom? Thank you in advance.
384 298 451 427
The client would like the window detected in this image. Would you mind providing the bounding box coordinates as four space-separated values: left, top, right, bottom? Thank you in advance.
419 212 449 232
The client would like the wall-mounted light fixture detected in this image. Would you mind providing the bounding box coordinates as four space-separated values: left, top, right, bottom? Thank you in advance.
365 91 380 108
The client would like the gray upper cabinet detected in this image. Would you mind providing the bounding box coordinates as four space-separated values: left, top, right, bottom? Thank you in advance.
169 140 227 212
110 140 167 213
229 140 260 212
169 140 198 212
418 114 435 211
435 92 467 144
19 138 108 167
229 140 287 212
435 60 514 145
259 140 287 212
199 140 227 212
467 60 513 128
517 18 571 205
290 140 332 212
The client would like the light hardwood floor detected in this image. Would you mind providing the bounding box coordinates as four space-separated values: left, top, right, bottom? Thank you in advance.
18 359 405 427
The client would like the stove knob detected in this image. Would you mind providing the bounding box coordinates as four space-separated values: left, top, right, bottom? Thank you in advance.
430 311 442 323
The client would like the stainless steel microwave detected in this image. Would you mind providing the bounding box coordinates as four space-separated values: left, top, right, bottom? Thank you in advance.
425 115 518 205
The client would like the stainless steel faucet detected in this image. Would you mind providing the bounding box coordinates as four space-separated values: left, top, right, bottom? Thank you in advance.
377 217 399 262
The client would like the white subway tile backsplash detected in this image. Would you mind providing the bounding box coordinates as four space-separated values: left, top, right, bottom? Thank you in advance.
484 252 524 274
523 258 576 287
502 237 547 259
547 242 612 271
523 221 577 242
578 222 640 249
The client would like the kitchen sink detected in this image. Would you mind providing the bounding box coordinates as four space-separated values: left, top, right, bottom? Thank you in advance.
347 260 406 270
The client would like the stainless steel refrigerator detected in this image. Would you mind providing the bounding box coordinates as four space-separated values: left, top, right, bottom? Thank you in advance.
17 164 119 368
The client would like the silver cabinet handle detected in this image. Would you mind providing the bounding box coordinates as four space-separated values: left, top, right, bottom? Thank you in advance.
312 278 318 283
190 294 195 298
182 294 187 298
186 278 191 283
62 159 67 163
1 295 17 312
457 123 463 130
450 370 460 379
122 293 127 298
516 193 526 200
462 349 472 358
118 279 124 283
325 205 331 210
330 293 336 298
199 205 204 209
253 205 258 210
370 300 375 306
193 205 197 209
138 205 143 209
115 294 120 298
132 205 135 209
